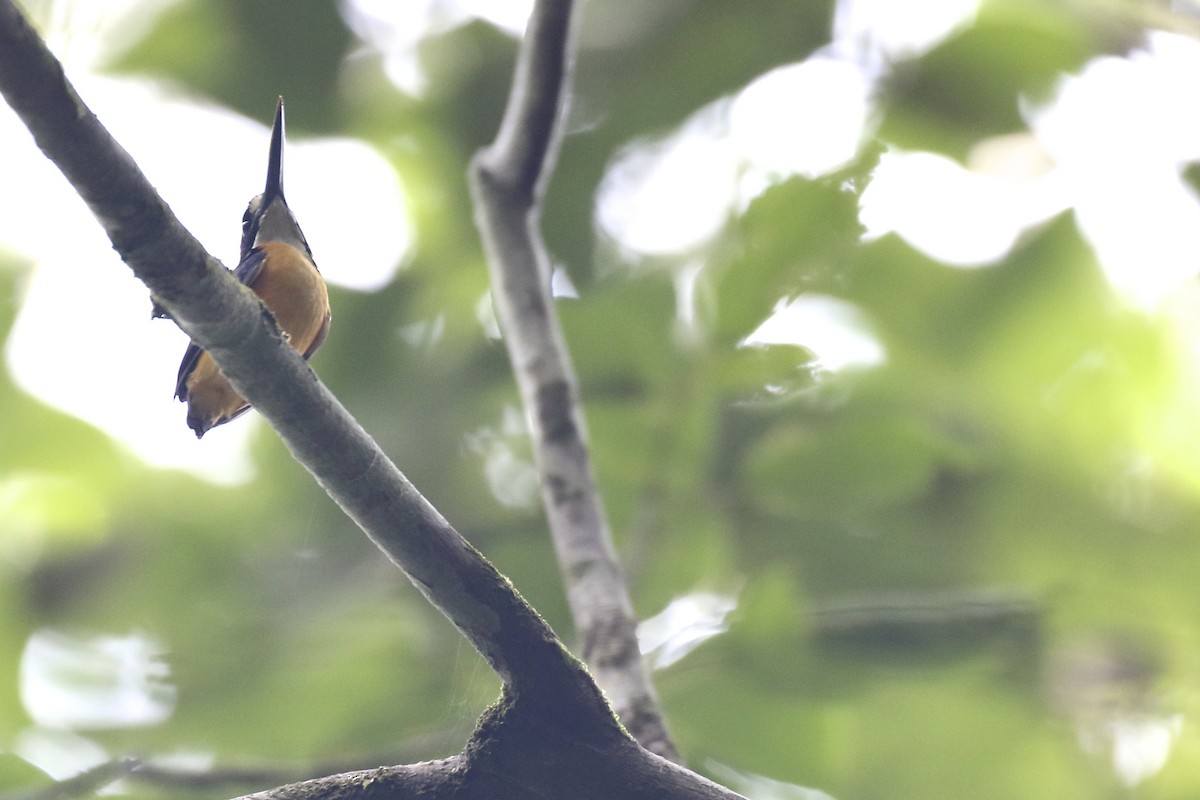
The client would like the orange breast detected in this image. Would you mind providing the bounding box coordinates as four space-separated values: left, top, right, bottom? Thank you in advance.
251 242 330 358
184 242 330 434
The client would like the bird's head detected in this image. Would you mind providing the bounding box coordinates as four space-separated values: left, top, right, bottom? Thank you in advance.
240 97 313 262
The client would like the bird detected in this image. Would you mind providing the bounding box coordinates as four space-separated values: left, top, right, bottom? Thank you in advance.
173 97 330 439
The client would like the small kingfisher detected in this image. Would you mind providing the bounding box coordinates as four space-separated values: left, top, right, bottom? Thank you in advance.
173 97 330 438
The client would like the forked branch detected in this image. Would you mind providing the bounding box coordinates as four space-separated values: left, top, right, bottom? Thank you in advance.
0 0 725 795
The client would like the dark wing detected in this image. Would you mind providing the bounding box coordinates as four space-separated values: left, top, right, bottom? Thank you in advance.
232 247 268 286
173 249 269 400
174 340 203 400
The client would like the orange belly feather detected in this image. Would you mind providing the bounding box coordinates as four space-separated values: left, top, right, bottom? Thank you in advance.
184 241 330 433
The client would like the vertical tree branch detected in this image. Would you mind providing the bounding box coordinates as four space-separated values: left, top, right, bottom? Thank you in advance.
468 0 678 760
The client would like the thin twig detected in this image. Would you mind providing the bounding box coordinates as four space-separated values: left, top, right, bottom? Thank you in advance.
0 759 139 800
468 0 678 760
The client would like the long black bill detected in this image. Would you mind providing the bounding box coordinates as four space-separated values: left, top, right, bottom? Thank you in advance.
263 96 285 205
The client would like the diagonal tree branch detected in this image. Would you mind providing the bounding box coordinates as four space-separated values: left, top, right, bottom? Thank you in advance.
0 0 594 725
469 0 679 761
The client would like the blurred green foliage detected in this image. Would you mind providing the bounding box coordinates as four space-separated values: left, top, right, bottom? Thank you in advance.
4 0 1200 798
